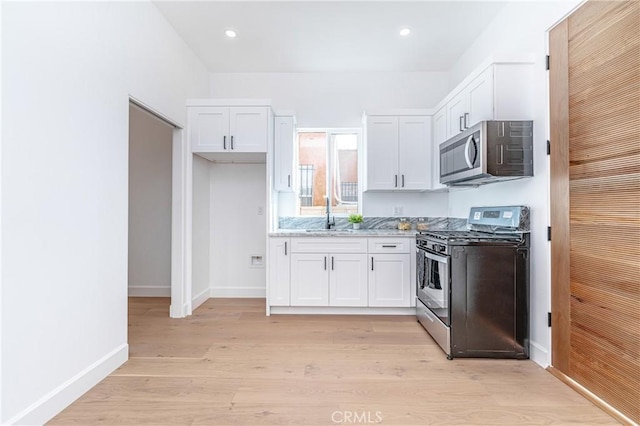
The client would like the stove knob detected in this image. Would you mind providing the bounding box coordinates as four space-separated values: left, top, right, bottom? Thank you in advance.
437 245 446 252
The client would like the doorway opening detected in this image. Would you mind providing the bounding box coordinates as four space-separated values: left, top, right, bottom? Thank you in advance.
127 100 189 326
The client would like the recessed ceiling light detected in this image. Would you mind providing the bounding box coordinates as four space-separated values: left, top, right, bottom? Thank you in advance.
225 29 237 38
399 28 411 36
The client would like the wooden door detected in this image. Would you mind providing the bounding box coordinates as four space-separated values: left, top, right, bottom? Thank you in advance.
549 1 639 423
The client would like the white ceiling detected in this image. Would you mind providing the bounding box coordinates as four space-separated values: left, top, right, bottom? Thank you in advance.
153 1 508 73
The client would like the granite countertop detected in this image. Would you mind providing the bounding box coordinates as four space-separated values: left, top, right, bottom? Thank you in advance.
269 229 419 237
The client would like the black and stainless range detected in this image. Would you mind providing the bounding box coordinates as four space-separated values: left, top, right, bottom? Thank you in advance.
416 206 530 360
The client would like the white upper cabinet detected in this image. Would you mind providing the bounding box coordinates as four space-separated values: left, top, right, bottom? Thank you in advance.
365 113 432 191
440 60 534 140
273 115 296 192
189 105 269 153
366 116 399 190
446 66 494 139
431 106 448 191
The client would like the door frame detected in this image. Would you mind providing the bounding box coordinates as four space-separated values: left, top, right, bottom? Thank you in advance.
129 97 192 318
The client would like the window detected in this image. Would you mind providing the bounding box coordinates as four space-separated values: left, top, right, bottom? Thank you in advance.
296 130 360 216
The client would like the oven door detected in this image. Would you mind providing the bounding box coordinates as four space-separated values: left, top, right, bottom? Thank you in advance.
416 247 450 326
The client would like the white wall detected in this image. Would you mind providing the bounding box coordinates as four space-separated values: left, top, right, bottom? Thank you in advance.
128 104 173 296
1 2 209 424
363 192 449 217
211 72 449 128
192 155 211 307
446 0 582 367
211 72 451 219
209 163 267 297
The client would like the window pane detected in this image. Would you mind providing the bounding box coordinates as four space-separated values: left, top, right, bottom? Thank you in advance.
332 134 358 216
297 132 328 216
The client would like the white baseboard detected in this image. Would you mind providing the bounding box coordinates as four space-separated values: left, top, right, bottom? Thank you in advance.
191 288 211 310
270 306 417 315
5 343 128 425
530 341 549 368
211 287 266 298
128 285 170 297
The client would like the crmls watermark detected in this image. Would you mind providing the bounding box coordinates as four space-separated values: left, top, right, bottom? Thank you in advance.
331 410 383 424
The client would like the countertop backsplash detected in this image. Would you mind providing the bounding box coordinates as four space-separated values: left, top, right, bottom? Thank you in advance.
277 216 468 231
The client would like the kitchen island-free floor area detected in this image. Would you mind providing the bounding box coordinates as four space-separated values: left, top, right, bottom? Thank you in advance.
51 298 616 425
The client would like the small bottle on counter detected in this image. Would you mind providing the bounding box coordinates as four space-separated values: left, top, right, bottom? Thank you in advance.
398 218 411 231
416 217 429 231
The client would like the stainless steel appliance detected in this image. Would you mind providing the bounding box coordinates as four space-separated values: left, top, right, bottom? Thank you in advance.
416 206 530 359
440 121 533 186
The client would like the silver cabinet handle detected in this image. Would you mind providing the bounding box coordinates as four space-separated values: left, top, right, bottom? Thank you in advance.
459 116 464 132
284 241 287 255
287 175 291 187
371 257 374 271
223 135 227 150
324 256 327 270
331 256 334 270
394 175 398 187
464 112 470 129
230 135 234 150
382 245 397 248
402 175 405 188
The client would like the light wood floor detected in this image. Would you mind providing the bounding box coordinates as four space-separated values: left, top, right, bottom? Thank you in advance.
51 298 617 425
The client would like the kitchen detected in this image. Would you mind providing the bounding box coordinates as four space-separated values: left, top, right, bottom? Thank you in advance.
2 1 638 425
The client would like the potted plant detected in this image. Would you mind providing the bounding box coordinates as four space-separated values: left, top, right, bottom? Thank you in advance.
348 214 364 230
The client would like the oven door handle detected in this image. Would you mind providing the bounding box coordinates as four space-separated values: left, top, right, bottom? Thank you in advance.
423 250 449 264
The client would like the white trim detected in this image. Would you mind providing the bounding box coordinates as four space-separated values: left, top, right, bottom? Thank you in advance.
364 109 434 116
0 2 4 419
270 306 416 315
211 287 266 298
191 288 211 310
128 286 171 297
186 98 272 107
4 344 128 426
530 341 550 368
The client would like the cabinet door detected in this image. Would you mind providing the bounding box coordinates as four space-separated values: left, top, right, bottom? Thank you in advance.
431 106 448 190
398 116 431 190
446 93 469 138
268 238 290 306
329 254 368 307
467 66 494 128
366 116 399 190
273 116 295 191
290 253 329 306
189 107 229 153
229 107 268 152
368 254 411 307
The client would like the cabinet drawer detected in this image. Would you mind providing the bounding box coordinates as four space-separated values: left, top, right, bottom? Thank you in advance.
368 238 412 253
291 237 367 254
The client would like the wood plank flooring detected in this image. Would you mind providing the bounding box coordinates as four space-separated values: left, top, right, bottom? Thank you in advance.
50 298 618 425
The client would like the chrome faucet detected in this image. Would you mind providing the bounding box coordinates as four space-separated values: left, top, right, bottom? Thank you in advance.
325 196 335 230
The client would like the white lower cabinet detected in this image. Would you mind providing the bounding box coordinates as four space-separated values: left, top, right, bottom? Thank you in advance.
290 253 368 307
290 253 329 306
368 254 411 307
269 236 413 309
268 238 290 306
329 254 368 307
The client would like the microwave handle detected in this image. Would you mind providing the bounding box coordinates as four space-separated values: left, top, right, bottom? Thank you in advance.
464 135 477 168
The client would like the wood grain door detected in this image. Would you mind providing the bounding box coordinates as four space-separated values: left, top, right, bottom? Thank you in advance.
549 1 639 423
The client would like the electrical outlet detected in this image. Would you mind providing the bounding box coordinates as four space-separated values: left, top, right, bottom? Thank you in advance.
393 206 403 216
258 206 264 215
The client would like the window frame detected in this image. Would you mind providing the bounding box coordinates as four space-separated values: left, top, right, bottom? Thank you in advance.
295 127 362 217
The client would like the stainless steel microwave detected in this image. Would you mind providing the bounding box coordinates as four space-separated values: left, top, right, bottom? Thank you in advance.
439 120 533 186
